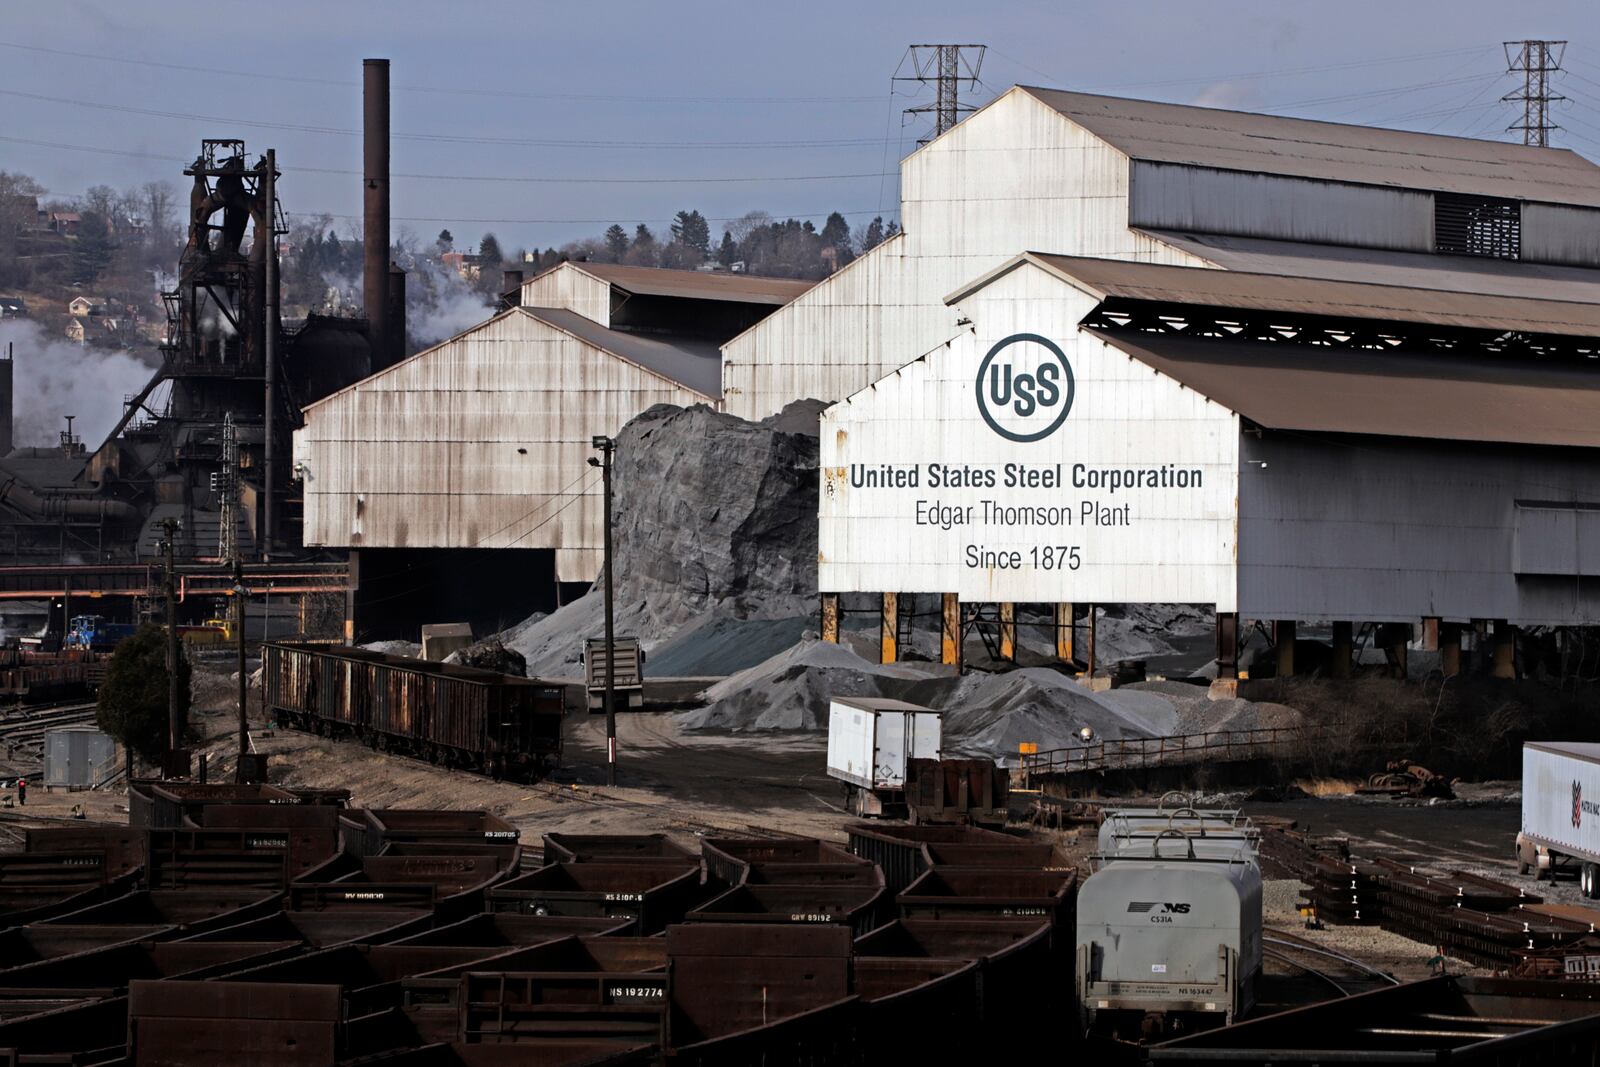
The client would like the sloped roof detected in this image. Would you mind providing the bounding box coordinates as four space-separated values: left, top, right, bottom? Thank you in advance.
1021 87 1600 208
1143 230 1600 306
517 307 721 398
556 262 815 305
975 253 1600 337
1094 328 1600 449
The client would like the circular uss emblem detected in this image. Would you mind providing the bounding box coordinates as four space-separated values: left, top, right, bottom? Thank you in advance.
974 333 1075 442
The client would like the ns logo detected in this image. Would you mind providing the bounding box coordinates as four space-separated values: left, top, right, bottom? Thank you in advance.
975 333 1076 442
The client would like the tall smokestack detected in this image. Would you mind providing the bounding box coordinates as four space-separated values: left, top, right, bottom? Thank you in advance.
387 264 407 366
0 343 12 457
363 58 391 371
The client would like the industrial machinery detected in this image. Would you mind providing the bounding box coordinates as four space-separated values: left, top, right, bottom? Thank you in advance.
1517 741 1600 895
261 643 564 781
1079 814 1262 1040
827 697 942 818
583 636 644 712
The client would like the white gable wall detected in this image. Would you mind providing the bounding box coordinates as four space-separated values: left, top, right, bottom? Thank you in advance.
518 263 613 326
819 262 1239 608
295 309 712 581
723 88 1211 422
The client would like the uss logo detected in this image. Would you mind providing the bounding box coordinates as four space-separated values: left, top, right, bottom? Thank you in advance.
975 333 1076 442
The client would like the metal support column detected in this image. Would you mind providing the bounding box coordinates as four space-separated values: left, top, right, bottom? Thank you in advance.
941 593 961 667
1055 602 1074 663
1440 622 1463 678
1084 604 1097 677
1491 621 1517 680
1215 611 1238 680
820 593 839 644
880 592 898 664
1421 616 1440 652
1331 621 1353 679
1274 620 1296 678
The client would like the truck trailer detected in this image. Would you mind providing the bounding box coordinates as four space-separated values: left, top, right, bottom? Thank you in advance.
826 697 941 818
1517 741 1600 896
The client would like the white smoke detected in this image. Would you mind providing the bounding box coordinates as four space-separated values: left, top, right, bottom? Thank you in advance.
406 259 494 350
0 320 156 449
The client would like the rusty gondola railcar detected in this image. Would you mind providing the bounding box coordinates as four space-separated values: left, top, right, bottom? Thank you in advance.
262 643 563 781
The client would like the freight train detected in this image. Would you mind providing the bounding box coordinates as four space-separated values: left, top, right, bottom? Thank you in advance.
262 643 565 781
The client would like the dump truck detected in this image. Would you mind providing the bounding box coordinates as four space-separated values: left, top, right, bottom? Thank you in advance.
1517 741 1600 896
584 636 644 712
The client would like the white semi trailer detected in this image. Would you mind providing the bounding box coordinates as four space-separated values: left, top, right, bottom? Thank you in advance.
826 697 941 818
1516 741 1600 897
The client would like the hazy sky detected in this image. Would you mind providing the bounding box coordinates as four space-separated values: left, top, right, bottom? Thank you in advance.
2 0 1597 252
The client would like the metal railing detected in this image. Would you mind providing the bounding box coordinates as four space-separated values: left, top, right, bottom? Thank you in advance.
1021 724 1338 779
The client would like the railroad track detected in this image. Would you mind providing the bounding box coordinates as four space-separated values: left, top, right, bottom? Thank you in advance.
1263 931 1401 1001
0 701 99 761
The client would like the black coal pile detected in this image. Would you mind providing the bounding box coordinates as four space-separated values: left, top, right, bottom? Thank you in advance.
612 400 822 629
446 636 528 677
504 401 824 675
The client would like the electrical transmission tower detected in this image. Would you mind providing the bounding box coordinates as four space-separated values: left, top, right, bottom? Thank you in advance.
1503 40 1566 146
895 45 986 141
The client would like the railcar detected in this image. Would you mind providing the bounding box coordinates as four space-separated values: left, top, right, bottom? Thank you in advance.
262 643 563 781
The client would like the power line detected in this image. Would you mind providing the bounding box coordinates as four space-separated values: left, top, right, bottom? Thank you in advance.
0 41 882 105
985 43 1496 94
0 129 890 186
0 86 889 151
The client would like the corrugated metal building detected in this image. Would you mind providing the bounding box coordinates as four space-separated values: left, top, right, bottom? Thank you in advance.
726 86 1600 421
293 262 810 636
809 89 1600 680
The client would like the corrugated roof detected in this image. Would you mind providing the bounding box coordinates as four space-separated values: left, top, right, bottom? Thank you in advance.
1093 328 1600 449
1144 230 1600 306
557 262 815 305
517 307 722 398
1021 87 1600 208
1015 253 1600 337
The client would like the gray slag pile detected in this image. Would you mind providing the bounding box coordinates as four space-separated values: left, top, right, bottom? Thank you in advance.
502 401 824 676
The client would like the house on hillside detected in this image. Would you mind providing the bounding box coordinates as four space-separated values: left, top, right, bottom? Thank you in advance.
441 251 482 281
0 297 26 319
68 296 107 317
45 212 81 236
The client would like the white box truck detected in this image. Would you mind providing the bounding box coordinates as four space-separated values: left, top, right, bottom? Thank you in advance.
826 697 941 818
1517 741 1600 896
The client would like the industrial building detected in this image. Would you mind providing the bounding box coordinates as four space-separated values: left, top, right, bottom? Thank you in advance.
807 88 1600 679
725 86 1600 421
293 261 811 636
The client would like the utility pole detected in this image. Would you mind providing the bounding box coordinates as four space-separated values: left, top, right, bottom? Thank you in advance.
1504 40 1567 147
262 147 279 560
895 45 987 141
588 436 617 786
234 557 248 782
159 517 181 768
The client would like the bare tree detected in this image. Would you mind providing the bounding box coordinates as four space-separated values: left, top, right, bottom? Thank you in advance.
726 210 772 246
140 181 175 246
